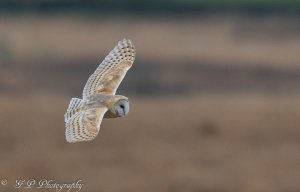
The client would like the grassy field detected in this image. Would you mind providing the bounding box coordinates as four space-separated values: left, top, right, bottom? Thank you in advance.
0 94 300 191
0 14 300 192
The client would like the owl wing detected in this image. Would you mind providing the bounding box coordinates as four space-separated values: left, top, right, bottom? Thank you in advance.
82 39 135 99
65 107 107 143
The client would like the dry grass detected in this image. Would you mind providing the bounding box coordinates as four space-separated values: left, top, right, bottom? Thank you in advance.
0 14 300 192
0 94 300 192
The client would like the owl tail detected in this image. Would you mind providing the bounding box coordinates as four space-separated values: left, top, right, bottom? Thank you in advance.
64 98 83 123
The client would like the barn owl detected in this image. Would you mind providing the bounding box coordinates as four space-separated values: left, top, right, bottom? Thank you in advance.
64 39 135 143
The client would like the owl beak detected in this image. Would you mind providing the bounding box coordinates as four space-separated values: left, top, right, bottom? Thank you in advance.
120 109 125 117
116 109 125 117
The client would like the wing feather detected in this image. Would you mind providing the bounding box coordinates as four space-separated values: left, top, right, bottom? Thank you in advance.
65 107 107 143
82 38 135 99
64 98 83 123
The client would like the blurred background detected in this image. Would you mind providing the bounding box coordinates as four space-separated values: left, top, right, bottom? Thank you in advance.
0 0 300 192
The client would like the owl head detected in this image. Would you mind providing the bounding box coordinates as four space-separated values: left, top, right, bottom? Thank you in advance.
112 98 129 117
105 95 129 117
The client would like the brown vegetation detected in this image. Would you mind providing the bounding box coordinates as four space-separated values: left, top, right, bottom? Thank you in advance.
1 95 300 192
0 14 300 192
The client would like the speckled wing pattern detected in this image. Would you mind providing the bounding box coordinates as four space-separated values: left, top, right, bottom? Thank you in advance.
65 107 107 143
64 98 83 123
82 39 135 99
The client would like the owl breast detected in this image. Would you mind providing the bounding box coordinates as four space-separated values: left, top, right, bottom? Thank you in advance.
104 110 118 118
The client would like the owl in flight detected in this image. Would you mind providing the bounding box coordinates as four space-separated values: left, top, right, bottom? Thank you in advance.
64 39 135 143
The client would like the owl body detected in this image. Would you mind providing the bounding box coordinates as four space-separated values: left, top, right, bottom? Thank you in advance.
64 39 135 143
82 94 129 118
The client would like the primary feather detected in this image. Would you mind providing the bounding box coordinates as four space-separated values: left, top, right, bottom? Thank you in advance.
82 38 135 99
64 98 83 123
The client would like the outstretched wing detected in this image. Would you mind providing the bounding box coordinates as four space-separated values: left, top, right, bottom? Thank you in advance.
82 38 135 99
65 107 107 143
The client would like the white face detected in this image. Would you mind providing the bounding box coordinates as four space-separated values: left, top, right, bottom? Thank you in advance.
113 99 129 117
